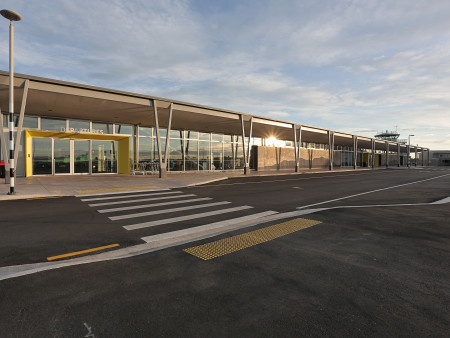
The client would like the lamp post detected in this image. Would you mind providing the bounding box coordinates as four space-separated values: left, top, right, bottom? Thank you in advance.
407 134 414 168
1 9 22 195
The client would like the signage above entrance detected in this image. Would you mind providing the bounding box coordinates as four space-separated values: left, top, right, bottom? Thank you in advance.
61 127 104 134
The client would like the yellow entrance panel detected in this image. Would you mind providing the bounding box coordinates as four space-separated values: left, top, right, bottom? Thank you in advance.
25 130 130 177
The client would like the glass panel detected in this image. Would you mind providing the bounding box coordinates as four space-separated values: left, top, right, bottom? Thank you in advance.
199 132 210 141
32 138 52 175
69 120 90 132
224 142 234 170
92 122 113 134
185 139 198 171
115 124 133 135
168 138 184 171
212 133 223 142
234 142 244 169
13 115 38 129
138 137 154 163
54 139 71 174
212 141 223 170
169 129 183 139
41 118 66 132
92 140 117 173
139 127 152 137
199 140 210 170
158 128 167 138
74 140 90 173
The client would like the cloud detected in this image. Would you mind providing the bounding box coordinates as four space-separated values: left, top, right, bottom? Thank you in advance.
1 0 449 149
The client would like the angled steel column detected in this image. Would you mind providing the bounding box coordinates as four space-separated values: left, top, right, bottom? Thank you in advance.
397 143 400 167
328 131 334 171
353 136 357 169
246 117 253 173
162 103 173 175
293 124 298 172
240 115 248 175
13 80 29 180
152 100 164 178
385 141 389 168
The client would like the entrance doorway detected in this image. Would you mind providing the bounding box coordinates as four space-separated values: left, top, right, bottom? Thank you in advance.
31 138 118 175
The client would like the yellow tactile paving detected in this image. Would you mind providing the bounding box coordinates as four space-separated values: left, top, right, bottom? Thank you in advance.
183 217 321 260
76 186 159 194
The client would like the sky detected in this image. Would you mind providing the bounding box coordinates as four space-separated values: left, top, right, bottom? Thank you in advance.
1 0 449 149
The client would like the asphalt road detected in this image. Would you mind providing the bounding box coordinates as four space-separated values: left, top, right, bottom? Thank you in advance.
0 168 449 337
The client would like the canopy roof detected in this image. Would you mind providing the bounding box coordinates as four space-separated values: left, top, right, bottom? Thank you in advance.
0 71 425 152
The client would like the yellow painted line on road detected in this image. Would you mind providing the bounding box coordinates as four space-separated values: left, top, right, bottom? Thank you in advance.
47 243 120 261
183 217 321 260
76 186 159 194
27 196 62 200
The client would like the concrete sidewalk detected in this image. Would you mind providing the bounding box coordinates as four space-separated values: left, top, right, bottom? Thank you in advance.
0 166 413 200
0 173 233 200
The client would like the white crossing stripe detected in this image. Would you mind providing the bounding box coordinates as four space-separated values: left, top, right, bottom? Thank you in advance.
124 205 253 230
88 194 196 207
97 197 213 213
110 201 232 221
81 191 181 202
141 211 278 243
76 188 170 198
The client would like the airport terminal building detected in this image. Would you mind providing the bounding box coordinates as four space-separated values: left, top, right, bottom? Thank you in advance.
0 71 430 179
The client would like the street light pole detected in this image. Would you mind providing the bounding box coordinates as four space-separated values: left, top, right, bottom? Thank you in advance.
1 9 22 195
408 134 414 168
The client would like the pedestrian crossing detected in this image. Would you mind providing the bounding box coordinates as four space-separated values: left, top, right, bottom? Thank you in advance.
77 188 278 244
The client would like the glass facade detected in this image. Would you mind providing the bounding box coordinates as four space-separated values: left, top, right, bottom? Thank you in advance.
1 113 362 177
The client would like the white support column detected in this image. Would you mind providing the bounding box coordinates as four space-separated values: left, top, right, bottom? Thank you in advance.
415 146 418 167
13 80 29 180
0 109 10 183
397 143 400 167
385 141 389 168
371 140 375 168
328 131 334 171
353 136 357 169
421 149 424 166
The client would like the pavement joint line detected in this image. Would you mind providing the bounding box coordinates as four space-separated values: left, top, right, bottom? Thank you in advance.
46 244 120 261
76 186 162 195
186 170 391 188
297 173 450 209
183 217 322 260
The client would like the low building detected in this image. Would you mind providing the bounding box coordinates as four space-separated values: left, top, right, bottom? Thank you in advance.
0 71 429 179
429 150 450 166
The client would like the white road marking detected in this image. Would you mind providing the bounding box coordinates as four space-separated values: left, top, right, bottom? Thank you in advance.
1 195 448 281
76 188 170 198
187 171 390 188
141 211 278 243
123 205 253 230
98 197 212 213
297 173 450 209
110 201 232 221
81 191 181 202
88 194 197 207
